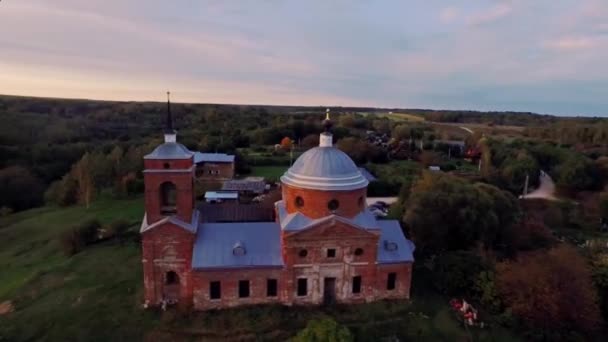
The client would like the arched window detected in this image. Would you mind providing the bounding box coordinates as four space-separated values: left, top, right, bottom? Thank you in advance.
299 249 308 258
160 182 177 214
358 196 365 209
354 248 364 256
328 199 340 212
166 271 179 285
295 196 304 208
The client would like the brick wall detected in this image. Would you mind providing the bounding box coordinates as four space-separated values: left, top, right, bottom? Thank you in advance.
195 162 234 181
144 162 194 223
141 223 195 306
192 268 284 310
282 185 367 219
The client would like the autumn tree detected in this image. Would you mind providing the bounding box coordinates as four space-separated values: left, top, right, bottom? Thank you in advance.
496 245 601 337
280 136 293 150
72 152 96 208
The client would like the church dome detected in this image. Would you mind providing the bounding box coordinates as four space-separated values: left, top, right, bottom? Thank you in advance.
281 134 368 191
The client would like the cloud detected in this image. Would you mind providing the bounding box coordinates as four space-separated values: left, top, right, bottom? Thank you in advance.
439 7 460 24
467 3 512 26
544 36 598 51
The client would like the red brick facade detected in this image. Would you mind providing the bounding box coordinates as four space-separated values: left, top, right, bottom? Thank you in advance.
282 185 367 219
195 162 234 181
141 140 413 310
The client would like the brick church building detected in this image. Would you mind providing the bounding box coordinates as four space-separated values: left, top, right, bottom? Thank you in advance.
140 106 415 310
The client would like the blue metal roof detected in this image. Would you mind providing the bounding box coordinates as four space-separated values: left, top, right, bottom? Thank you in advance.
144 142 194 160
193 152 235 164
192 222 283 269
275 201 378 231
376 220 415 264
358 167 377 182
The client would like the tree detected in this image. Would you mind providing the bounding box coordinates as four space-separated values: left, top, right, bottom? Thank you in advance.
0 166 44 211
280 136 293 150
556 155 599 194
431 251 488 295
404 172 519 254
600 192 608 220
72 152 96 208
292 317 353 342
301 134 319 149
496 245 601 337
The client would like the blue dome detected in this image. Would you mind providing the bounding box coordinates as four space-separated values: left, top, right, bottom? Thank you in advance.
281 146 368 191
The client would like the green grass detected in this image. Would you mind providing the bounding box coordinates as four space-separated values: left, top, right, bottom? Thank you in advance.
0 197 520 341
250 166 288 181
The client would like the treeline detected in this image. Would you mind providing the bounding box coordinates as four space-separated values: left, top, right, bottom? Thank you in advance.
483 138 605 195
422 109 560 126
525 121 608 145
394 172 605 340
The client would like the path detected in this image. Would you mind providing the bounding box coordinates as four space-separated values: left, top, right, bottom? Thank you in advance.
521 171 558 200
459 126 474 134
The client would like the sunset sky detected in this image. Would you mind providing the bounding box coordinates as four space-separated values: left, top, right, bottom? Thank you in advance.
1 0 607 116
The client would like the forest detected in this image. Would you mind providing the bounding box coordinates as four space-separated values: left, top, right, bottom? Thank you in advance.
2 94 608 340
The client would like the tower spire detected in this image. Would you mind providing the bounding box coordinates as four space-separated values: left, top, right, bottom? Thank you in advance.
320 108 333 147
165 91 173 133
163 91 177 143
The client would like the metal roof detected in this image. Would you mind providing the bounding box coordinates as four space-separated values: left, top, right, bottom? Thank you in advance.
358 167 377 182
193 152 235 164
222 178 266 193
275 201 379 231
376 220 415 264
204 191 239 200
192 222 283 269
144 142 194 160
281 146 369 191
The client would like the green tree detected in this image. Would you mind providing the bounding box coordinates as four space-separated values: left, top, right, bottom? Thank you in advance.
292 317 353 342
0 166 44 211
405 173 518 254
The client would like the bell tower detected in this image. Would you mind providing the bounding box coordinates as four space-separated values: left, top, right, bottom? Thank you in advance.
143 91 195 224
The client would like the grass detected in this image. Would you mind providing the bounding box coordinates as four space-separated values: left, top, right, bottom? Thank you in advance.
249 165 288 182
0 196 521 341
386 112 425 122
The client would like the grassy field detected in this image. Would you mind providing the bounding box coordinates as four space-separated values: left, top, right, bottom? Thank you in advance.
0 197 520 341
249 165 288 182
386 112 425 122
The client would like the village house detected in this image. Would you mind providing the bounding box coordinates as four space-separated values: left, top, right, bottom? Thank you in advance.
140 109 414 310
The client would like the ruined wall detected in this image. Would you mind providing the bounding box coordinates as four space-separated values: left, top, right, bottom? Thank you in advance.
282 220 381 305
375 263 413 300
195 162 234 181
192 268 284 310
141 223 195 306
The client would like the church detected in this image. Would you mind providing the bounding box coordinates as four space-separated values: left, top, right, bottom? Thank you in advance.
140 102 415 310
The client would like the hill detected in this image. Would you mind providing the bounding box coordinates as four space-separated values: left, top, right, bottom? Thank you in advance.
0 197 520 341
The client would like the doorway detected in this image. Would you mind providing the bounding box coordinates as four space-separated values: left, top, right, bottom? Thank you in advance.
323 277 336 305
163 271 180 304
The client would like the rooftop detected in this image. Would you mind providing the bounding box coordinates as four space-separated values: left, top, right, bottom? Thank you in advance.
193 152 235 164
192 221 283 269
144 142 194 160
281 145 368 191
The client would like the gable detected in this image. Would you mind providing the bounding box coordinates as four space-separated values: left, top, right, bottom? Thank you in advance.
140 210 199 235
286 217 379 242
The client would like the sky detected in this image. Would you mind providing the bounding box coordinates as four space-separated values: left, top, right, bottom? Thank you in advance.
1 0 608 116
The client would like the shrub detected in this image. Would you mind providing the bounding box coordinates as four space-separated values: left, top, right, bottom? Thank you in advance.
105 219 131 242
292 317 353 342
58 219 101 256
